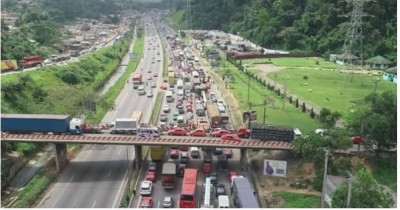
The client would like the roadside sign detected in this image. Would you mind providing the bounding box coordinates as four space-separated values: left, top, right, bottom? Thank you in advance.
264 160 287 177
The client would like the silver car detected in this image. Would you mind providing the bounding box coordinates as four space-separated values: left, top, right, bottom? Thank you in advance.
162 196 174 208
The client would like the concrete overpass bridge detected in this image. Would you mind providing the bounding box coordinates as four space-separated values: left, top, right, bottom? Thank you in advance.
1 133 292 172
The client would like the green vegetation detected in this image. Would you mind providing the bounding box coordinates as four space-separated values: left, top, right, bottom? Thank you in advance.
266 68 396 117
150 92 164 126
167 9 185 30
332 167 394 208
87 35 144 123
172 0 396 61
273 191 319 208
220 66 320 133
10 171 57 208
245 57 340 68
371 158 397 192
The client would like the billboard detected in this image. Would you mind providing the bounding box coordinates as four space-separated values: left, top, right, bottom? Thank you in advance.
263 160 287 177
242 111 257 123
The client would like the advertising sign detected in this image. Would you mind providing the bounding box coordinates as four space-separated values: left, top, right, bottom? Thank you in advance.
242 111 257 123
263 160 287 177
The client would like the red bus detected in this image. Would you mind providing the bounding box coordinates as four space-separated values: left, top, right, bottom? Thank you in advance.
179 168 198 208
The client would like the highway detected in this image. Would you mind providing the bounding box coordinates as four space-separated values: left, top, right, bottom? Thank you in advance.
36 17 164 208
129 18 248 208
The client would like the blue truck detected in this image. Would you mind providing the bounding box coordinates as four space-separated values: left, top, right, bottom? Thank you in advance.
217 154 228 172
1 114 83 135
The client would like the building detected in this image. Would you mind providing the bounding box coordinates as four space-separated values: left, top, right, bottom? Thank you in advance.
382 67 397 83
365 55 393 70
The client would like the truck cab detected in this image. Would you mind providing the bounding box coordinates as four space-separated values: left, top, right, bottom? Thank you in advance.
237 127 250 138
70 118 83 134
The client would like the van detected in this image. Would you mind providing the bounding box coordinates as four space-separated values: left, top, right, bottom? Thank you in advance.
166 91 173 102
180 151 189 164
293 128 302 139
218 195 230 208
190 147 200 158
137 127 160 137
138 85 145 95
177 115 185 124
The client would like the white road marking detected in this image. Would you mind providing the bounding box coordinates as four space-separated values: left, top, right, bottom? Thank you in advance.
158 201 160 208
51 173 76 207
136 196 142 208
84 149 93 161
92 200 96 208
112 164 129 208
119 149 122 155
107 170 112 177
72 198 79 207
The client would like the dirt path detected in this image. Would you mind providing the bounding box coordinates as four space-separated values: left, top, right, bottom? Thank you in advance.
253 64 345 127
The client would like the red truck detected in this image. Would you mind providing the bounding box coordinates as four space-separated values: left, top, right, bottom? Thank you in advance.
20 55 43 69
132 73 142 89
162 162 176 189
237 127 251 138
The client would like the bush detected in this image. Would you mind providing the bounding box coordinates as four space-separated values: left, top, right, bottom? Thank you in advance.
295 98 299 108
310 108 315 118
302 103 306 112
303 75 308 80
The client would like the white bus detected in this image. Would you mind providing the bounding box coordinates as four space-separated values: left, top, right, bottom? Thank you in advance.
137 127 160 137
177 79 183 90
201 177 214 208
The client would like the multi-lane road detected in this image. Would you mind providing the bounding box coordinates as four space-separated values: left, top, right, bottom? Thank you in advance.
129 19 249 208
37 17 165 208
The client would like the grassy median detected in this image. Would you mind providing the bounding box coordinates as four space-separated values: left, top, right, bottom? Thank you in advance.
150 92 164 126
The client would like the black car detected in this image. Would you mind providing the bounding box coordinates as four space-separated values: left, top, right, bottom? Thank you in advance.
209 172 218 185
216 184 226 197
203 153 212 164
177 164 186 178
178 108 185 114
148 161 157 171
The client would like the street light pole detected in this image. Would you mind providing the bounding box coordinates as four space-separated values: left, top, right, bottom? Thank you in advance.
320 149 329 208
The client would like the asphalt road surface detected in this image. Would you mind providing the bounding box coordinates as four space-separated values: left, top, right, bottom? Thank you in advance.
36 17 164 208
130 20 246 209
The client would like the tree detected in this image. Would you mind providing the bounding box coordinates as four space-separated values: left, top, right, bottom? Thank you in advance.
332 167 394 208
292 128 352 162
346 91 396 154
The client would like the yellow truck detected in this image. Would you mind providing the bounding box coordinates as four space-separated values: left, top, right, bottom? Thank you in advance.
1 60 18 73
150 146 164 161
168 72 175 85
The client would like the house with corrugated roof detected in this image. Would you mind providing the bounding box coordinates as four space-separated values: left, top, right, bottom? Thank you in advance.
383 67 397 83
365 55 393 70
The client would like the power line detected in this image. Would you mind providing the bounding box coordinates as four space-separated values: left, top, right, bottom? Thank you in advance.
340 0 375 83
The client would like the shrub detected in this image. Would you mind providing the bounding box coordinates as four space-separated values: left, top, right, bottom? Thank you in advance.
310 108 315 118
302 103 306 112
295 98 299 108
303 75 308 80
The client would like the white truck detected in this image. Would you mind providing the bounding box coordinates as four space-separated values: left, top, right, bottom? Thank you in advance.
110 118 138 134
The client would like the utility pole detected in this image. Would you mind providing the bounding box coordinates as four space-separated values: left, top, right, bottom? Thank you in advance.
272 73 277 108
340 0 374 84
320 149 329 208
346 177 352 208
185 0 193 30
263 95 267 125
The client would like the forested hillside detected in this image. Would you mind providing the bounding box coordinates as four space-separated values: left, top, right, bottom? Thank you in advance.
174 0 396 61
1 0 121 61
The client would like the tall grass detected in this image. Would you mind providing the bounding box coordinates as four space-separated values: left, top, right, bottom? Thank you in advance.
273 191 320 208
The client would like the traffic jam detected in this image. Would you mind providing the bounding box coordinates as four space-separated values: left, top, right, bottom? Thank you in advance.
133 22 258 208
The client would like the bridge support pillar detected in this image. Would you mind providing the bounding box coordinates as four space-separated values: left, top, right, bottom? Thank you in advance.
240 148 247 166
54 143 68 173
134 145 142 170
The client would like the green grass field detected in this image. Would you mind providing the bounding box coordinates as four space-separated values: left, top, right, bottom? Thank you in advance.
273 191 320 208
222 68 321 133
245 57 340 68
266 68 396 116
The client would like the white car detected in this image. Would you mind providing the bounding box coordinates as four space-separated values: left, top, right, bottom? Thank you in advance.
139 181 153 195
147 91 153 98
217 101 225 107
151 82 156 88
163 105 170 113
